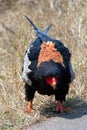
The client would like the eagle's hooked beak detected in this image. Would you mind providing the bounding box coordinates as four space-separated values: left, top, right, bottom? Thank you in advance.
50 79 57 89
46 77 58 89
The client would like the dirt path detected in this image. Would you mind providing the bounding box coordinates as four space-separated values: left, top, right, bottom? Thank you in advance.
27 105 87 130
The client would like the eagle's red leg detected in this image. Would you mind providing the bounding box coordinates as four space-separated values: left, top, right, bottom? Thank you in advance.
56 100 71 113
56 100 64 112
26 101 34 112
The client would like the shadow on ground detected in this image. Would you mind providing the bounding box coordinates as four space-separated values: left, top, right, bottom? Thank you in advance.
40 98 87 120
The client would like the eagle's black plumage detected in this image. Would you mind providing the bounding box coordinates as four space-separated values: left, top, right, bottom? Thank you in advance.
22 16 75 112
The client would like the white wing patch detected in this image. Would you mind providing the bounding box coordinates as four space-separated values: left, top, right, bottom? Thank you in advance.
22 50 32 85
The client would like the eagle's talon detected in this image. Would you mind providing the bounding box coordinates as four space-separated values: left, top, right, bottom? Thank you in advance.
26 108 34 113
63 107 71 112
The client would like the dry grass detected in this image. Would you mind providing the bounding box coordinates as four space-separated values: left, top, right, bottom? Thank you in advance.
0 0 87 129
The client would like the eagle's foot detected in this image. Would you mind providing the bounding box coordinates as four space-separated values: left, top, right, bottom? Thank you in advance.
56 100 71 113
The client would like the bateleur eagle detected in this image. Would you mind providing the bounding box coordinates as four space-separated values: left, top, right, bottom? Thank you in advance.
22 16 75 112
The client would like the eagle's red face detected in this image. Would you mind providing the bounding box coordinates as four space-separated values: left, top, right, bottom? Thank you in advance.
45 76 58 89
